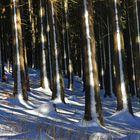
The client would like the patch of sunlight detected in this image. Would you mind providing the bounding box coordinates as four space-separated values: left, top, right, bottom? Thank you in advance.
65 98 84 106
18 93 33 109
136 35 140 44
77 119 99 127
56 109 74 115
67 117 79 123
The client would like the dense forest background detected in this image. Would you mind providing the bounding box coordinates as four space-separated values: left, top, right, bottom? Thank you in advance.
0 0 140 139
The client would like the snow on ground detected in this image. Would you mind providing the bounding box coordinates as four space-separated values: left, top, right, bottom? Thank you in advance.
0 68 139 139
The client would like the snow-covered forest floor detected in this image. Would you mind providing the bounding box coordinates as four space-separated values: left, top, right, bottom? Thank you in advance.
0 68 140 140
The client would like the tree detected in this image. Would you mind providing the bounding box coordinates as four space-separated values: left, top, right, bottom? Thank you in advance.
124 0 137 96
39 0 50 90
0 5 7 82
64 0 74 91
11 0 28 101
49 1 65 103
82 0 104 125
26 0 36 69
132 0 140 97
112 0 133 114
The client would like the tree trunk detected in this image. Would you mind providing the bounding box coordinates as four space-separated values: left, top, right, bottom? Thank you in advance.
82 0 104 125
125 0 137 96
104 16 113 97
0 14 6 82
50 1 65 103
45 0 53 89
133 0 140 97
61 1 67 76
113 0 132 114
64 0 74 91
39 0 50 89
11 0 28 101
28 0 36 68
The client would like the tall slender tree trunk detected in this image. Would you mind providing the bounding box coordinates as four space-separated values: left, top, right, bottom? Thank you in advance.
20 1 30 91
98 23 104 90
61 1 67 76
28 0 36 68
0 4 1 78
64 0 74 91
50 1 65 103
104 16 113 97
0 14 6 82
125 0 137 96
113 0 132 114
46 0 53 89
39 0 50 89
11 0 28 101
82 0 104 125
133 0 140 97
23 41 30 91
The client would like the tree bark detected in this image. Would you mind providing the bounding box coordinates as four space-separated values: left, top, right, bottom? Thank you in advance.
11 0 28 101
39 0 50 89
49 1 65 103
112 0 133 114
82 0 104 125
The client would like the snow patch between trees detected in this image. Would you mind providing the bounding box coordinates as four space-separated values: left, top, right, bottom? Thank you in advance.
108 110 140 128
17 92 33 109
121 133 140 140
35 102 55 115
25 102 56 117
77 119 99 127
32 87 52 95
89 132 112 140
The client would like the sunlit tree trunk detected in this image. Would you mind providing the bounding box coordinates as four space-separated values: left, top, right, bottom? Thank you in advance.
11 0 28 101
46 0 53 89
6 34 11 73
64 0 74 91
113 0 132 114
39 0 50 89
50 1 65 103
82 0 104 125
